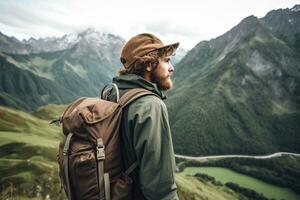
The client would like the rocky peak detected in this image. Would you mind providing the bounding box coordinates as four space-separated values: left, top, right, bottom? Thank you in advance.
260 4 300 47
0 32 31 54
291 4 300 12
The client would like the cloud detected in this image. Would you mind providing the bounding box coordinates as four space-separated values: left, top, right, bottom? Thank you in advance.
0 0 299 49
0 1 75 39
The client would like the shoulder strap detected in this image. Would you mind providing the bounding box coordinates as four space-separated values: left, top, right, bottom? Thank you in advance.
101 83 120 102
118 88 159 107
63 133 74 200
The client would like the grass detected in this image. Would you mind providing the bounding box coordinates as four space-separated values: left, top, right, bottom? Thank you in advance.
0 132 59 147
0 105 61 140
175 173 245 200
0 105 65 199
32 104 66 121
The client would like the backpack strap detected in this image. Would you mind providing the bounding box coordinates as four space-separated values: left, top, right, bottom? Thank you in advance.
118 88 159 107
63 132 74 200
96 138 106 200
104 173 111 200
125 161 138 175
101 83 120 102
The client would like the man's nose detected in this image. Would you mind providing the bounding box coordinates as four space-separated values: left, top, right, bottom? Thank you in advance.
169 63 174 72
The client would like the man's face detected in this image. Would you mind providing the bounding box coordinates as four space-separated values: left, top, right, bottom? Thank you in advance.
150 55 174 90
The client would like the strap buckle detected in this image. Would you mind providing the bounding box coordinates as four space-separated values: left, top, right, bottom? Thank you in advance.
63 149 68 156
96 138 105 160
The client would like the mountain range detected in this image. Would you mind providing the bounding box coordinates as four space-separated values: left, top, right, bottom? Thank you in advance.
0 29 126 111
0 29 187 111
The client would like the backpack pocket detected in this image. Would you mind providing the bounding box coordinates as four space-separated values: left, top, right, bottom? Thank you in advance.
69 149 99 200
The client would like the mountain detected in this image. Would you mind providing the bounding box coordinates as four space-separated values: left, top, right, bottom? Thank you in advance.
0 32 32 54
172 47 188 64
0 52 76 111
22 28 124 54
0 29 125 111
167 5 300 156
22 34 78 53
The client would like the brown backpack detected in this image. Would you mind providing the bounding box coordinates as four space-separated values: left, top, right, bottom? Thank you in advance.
55 87 155 200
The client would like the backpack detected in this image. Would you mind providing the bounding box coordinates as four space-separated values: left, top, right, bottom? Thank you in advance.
54 85 156 200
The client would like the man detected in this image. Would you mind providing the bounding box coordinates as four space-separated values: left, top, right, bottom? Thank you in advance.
108 33 179 200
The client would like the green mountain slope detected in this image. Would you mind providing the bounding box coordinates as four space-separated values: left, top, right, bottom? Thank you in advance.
168 13 300 155
0 46 115 111
0 53 76 111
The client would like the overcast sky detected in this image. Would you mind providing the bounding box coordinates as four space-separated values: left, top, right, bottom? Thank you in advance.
0 0 299 49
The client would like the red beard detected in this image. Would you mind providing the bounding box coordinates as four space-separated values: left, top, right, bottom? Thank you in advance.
151 71 173 91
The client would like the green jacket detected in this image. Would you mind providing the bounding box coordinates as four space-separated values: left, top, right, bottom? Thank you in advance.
111 74 179 200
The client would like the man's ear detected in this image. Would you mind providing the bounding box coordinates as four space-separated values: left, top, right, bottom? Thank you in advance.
147 61 157 72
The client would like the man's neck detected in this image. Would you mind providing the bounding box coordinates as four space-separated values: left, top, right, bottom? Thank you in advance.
142 72 151 83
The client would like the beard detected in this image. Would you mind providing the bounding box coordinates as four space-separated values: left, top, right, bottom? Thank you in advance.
151 71 173 91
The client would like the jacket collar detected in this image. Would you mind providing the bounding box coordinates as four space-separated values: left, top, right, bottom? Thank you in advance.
113 74 167 100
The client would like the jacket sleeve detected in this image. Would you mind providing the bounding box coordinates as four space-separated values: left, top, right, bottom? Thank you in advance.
128 96 179 200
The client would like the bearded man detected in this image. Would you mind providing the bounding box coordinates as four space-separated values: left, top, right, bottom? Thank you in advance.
105 33 179 200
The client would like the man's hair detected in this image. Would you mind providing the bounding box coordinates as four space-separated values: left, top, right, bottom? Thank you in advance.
118 48 170 76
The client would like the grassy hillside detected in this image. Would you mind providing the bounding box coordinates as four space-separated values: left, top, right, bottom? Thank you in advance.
32 104 66 121
176 174 247 200
175 173 267 200
0 105 66 199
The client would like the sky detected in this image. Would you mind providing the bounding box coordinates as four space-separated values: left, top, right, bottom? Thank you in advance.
0 0 299 49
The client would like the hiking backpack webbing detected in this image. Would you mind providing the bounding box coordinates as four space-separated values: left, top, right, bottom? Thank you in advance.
63 132 73 200
63 88 158 200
